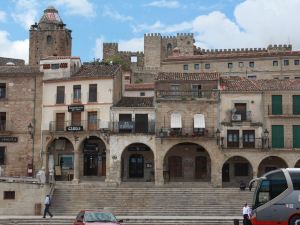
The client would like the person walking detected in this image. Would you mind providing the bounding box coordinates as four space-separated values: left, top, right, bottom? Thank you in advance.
43 194 53 218
242 203 252 225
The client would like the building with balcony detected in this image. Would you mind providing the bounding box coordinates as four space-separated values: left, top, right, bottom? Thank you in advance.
219 77 300 187
42 62 122 182
109 97 155 183
0 66 43 177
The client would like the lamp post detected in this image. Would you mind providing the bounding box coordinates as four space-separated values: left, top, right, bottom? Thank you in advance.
264 128 269 149
216 128 221 146
27 122 34 177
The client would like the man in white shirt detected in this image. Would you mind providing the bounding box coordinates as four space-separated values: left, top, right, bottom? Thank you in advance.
242 203 252 225
43 195 53 218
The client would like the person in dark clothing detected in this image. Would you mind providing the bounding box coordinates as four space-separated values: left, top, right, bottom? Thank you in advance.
43 195 53 218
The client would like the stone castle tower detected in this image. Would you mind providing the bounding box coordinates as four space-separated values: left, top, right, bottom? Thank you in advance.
29 6 72 65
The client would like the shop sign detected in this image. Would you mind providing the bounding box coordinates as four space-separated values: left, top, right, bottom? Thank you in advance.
68 105 84 112
0 136 18 142
66 126 83 132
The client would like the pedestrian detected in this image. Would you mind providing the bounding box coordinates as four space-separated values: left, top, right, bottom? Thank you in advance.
242 203 252 225
43 194 53 218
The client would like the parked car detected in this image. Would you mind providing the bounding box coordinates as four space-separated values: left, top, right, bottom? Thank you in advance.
74 210 123 225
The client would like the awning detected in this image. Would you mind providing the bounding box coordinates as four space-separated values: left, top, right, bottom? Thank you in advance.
171 113 182 128
194 114 205 128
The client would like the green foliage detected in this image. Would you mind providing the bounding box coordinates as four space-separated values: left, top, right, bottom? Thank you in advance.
104 55 131 71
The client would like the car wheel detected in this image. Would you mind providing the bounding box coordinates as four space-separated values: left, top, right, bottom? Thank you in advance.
289 215 300 225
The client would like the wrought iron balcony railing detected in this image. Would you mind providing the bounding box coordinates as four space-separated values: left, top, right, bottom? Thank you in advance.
111 120 155 134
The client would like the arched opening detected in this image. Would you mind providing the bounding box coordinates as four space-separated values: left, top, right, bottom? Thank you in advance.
121 143 154 182
295 160 300 168
167 43 172 56
222 156 253 187
47 35 53 44
82 136 106 178
258 156 287 176
47 137 74 181
163 142 211 182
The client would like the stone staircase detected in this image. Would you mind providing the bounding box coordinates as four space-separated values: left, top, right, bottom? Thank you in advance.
51 183 252 217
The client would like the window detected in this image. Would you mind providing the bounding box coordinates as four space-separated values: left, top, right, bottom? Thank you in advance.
243 130 255 148
0 147 4 165
194 64 200 70
0 112 6 131
293 125 300 148
272 95 282 115
234 103 247 121
183 64 188 70
119 114 133 133
0 83 6 99
43 64 50 69
289 171 300 190
284 59 289 66
4 191 15 200
59 154 74 170
249 62 255 68
227 130 239 148
56 86 65 104
239 62 244 68
234 163 248 176
272 125 284 148
88 84 97 102
51 64 59 69
55 113 65 131
273 61 278 66
140 92 145 96
293 95 300 115
205 63 210 69
284 77 289 79
88 111 97 131
295 60 300 65
191 84 202 98
170 84 180 96
247 75 256 80
71 112 81 126
228 63 233 69
60 63 68 68
73 85 81 103
47 35 52 44
167 43 172 54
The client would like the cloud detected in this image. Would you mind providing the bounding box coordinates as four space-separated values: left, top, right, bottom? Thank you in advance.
119 38 144 52
11 0 38 29
93 37 105 60
0 11 6 23
0 31 29 63
135 0 300 50
103 6 133 22
144 0 180 8
54 0 95 17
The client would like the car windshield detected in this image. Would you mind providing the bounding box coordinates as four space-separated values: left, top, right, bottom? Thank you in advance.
84 212 117 222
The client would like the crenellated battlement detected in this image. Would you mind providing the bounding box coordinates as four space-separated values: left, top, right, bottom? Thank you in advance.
162 35 176 39
195 44 292 55
144 33 162 37
103 42 118 47
176 33 193 37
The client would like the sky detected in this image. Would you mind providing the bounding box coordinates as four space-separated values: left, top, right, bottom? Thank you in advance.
0 0 300 64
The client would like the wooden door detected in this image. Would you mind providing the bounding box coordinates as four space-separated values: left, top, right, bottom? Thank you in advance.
235 103 247 121
71 112 81 126
222 163 230 182
195 156 207 179
129 154 144 178
135 114 148 133
56 113 65 131
88 111 97 131
169 156 182 178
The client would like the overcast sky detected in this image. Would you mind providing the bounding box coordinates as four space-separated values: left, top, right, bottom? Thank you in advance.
0 0 299 63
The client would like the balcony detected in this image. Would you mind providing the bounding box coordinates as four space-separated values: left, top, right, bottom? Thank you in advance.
49 120 109 132
111 120 155 134
220 137 268 149
268 104 300 116
156 90 219 100
157 127 215 138
231 111 252 122
71 93 81 104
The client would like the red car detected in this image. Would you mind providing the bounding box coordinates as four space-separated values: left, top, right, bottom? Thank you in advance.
74 210 123 225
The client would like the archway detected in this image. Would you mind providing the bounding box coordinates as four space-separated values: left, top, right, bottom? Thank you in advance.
222 156 253 187
121 143 154 182
47 137 74 181
258 156 288 176
295 160 300 168
82 136 106 177
163 142 211 182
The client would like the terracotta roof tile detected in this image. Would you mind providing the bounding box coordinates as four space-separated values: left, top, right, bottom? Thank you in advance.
72 64 120 78
0 66 40 74
125 83 154 91
115 97 154 107
41 56 80 60
221 76 300 91
156 72 220 81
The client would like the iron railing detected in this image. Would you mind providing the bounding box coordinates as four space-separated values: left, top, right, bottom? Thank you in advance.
111 120 156 134
220 137 269 149
230 111 252 122
157 127 215 138
49 120 109 132
156 90 219 100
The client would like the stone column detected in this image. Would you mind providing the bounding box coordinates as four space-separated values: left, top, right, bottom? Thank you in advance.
73 143 80 184
211 160 222 187
155 145 164 186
